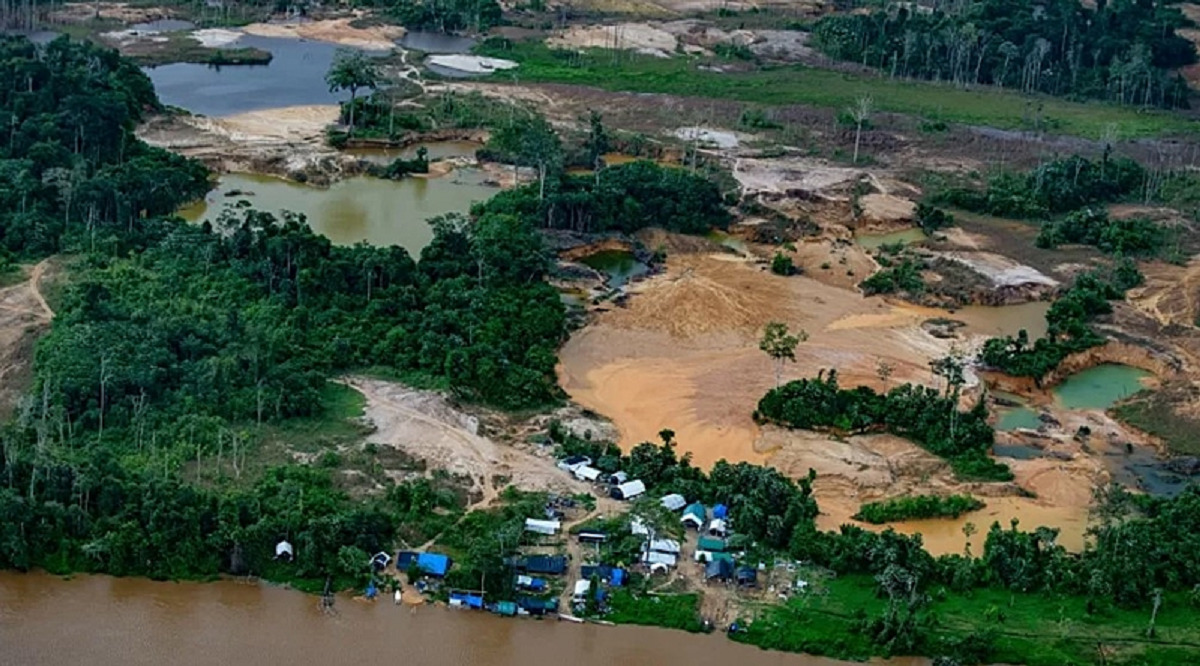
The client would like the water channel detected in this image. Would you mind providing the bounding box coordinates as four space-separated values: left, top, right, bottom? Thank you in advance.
0 572 927 666
179 171 498 254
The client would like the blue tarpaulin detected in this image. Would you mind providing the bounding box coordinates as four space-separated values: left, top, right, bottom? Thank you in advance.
610 568 626 587
713 504 729 519
365 582 378 599
417 552 451 577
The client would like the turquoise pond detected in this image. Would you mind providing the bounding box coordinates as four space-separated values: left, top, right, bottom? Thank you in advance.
1052 364 1150 410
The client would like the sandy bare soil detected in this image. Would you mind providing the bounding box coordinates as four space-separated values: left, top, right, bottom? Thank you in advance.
0 261 55 417
548 23 679 55
345 377 586 502
49 2 174 23
763 426 1099 555
557 250 959 468
138 105 356 182
242 17 403 50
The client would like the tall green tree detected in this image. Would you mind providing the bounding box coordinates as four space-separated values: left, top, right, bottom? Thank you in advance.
326 49 380 135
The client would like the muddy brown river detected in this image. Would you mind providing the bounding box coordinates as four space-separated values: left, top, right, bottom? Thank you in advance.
0 573 927 666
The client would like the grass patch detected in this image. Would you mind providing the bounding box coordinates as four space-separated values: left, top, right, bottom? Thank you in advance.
478 41 1196 140
607 589 707 632
736 574 1200 665
1113 388 1200 456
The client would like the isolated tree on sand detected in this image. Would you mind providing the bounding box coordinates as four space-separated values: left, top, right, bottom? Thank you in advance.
326 49 380 135
848 94 873 164
760 321 807 388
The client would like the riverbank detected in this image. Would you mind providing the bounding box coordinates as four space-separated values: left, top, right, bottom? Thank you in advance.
2 572 907 666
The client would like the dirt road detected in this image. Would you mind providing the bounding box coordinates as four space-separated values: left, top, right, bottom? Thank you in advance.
343 377 587 502
0 260 57 415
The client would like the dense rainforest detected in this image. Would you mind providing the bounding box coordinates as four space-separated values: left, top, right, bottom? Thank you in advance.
0 34 564 586
812 0 1197 108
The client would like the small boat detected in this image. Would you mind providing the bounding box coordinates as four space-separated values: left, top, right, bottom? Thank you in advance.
557 613 585 623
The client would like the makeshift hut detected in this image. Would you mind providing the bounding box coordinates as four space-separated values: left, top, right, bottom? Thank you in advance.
681 502 706 529
659 493 687 511
713 504 729 519
577 530 608 544
697 536 726 552
492 601 518 616
736 566 758 587
641 551 678 568
574 465 603 482
607 471 629 485
417 552 452 577
647 538 681 555
708 518 728 537
610 479 647 501
519 555 568 575
274 540 294 562
706 558 734 582
524 518 562 535
515 575 548 592
370 551 392 572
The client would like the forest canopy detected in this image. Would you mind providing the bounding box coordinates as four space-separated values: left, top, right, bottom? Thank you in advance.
812 0 1197 108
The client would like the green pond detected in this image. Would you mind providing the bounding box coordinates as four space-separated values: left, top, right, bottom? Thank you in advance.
995 404 1042 432
579 250 649 288
1053 364 1150 410
855 228 928 249
179 171 497 255
706 229 748 255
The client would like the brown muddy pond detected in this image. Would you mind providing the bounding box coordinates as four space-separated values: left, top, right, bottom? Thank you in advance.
178 171 497 254
0 572 928 666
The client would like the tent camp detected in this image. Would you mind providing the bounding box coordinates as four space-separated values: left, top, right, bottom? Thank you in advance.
681 502 706 529
641 551 678 568
659 493 687 511
611 479 647 501
524 518 562 535
647 538 681 555
706 558 735 582
630 517 650 536
708 518 728 537
573 465 603 482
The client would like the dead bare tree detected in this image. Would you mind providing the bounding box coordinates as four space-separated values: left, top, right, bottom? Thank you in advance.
849 94 874 165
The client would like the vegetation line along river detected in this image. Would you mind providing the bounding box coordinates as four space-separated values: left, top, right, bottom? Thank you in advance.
0 573 926 666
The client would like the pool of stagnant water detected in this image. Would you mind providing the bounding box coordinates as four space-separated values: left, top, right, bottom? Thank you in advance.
578 250 650 289
178 169 498 255
990 364 1193 496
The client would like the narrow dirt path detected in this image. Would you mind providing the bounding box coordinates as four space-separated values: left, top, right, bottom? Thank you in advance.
28 259 53 319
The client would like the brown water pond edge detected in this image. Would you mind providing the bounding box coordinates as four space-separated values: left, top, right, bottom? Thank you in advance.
0 571 930 666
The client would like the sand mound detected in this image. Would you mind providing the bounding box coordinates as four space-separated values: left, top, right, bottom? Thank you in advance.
547 23 678 53
427 55 517 73
858 193 915 227
192 28 242 48
733 157 861 196
605 258 788 337
242 18 402 50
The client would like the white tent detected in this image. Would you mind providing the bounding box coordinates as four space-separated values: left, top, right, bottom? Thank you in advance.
572 579 592 601
641 551 678 568
708 518 728 537
614 479 646 500
630 517 650 536
647 538 681 555
608 471 628 485
524 518 562 535
275 540 294 561
573 465 603 482
659 493 687 511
